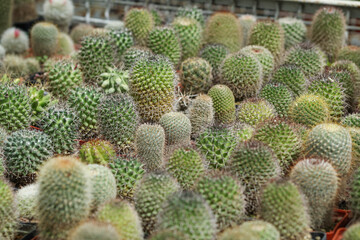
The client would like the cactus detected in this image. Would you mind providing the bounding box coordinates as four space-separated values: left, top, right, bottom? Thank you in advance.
304 123 352 176
156 191 217 240
97 200 143 240
40 107 79 155
124 8 154 46
56 32 75 55
37 156 91 240
195 173 246 230
43 0 74 32
167 147 206 189
207 84 235 126
176 7 205 27
238 14 257 46
204 12 242 52
172 17 202 60
310 7 346 61
28 87 57 122
25 58 40 74
98 94 139 152
240 45 274 82
348 127 360 171
150 10 162 26
342 113 360 128
31 22 59 57
159 112 191 147
187 94 214 138
0 83 31 132
237 98 276 127
220 51 263 99
328 68 354 109
254 119 301 172
337 46 360 68
279 17 306 49
0 45 5 59
3 129 53 184
0 27 29 54
99 67 129 94
3 54 29 77
180 57 212 94
344 223 360 240
289 94 330 127
271 64 307 97
135 124 165 171
70 23 94 44
260 179 311 240
150 230 185 240
80 140 116 165
290 159 339 229
0 0 13 36
0 179 17 240
108 29 134 57
122 46 152 70
15 183 38 220
248 20 284 60
200 44 229 77
129 55 176 122
283 42 327 77
105 20 125 31
108 158 145 199
68 221 119 240
259 83 293 118
218 220 280 240
134 172 180 235
0 127 7 147
228 140 281 213
350 168 360 218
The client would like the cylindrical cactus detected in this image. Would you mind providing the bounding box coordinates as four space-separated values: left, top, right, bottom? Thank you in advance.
124 8 154 46
0 179 17 240
237 98 276 128
200 44 229 78
208 84 236 126
279 17 306 49
68 221 119 240
30 22 59 57
180 57 212 94
187 94 214 138
259 83 293 118
159 112 191 147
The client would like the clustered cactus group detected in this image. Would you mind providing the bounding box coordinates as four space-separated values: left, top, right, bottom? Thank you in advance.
2 3 360 240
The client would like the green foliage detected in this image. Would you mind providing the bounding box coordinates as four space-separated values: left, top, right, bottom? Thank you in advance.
237 98 276 127
259 83 293 118
68 221 119 240
30 22 58 57
279 17 306 49
188 94 214 138
271 64 307 97
208 84 236 125
80 139 116 165
200 44 229 77
0 179 17 240
180 57 212 94
125 8 154 46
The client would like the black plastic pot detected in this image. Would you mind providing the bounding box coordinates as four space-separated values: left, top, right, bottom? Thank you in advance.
311 231 327 240
18 222 37 240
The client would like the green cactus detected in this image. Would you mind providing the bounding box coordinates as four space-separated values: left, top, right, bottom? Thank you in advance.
337 46 360 68
188 94 214 138
25 57 41 74
180 57 212 94
15 183 38 220
125 8 154 46
70 23 94 44
220 51 263 99
28 87 57 122
134 172 180 235
279 17 306 49
200 44 229 77
122 46 152 70
310 7 346 61
228 140 281 213
167 147 206 189
0 83 31 132
37 156 91 240
68 221 119 240
3 129 53 184
43 0 74 32
31 22 59 57
208 84 236 126
3 54 29 78
108 158 145 199
204 12 242 53
0 127 7 147
97 200 143 240
176 7 205 27
149 230 185 240
108 29 134 58
237 98 276 127
259 83 293 118
290 159 339 230
271 64 307 97
348 127 360 170
80 140 116 165
0 179 17 240
254 119 301 172
344 223 360 240
135 124 165 171
98 94 139 153
159 112 191 146
195 173 246 230
304 123 352 176
99 67 129 94
129 55 176 122
350 168 360 218
56 32 75 55
342 113 360 128
105 20 125 31
238 14 256 46
329 68 355 109
150 10 162 26
0 0 13 36
0 27 29 54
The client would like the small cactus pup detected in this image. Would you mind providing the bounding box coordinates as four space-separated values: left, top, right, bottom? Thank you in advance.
304 123 352 176
180 57 212 95
228 140 281 213
0 0 13 35
217 220 280 240
289 94 330 127
220 51 263 100
0 83 31 132
176 7 205 27
97 200 144 240
200 44 229 77
204 12 242 53
278 17 307 49
70 23 94 44
124 8 154 46
68 221 119 240
337 46 360 68
37 156 92 240
344 223 360 240
260 179 311 240
28 87 57 123
248 20 285 61
0 179 17 240
88 164 116 211
30 22 59 58
187 94 214 138
271 64 307 97
290 159 339 230
259 83 293 118
159 112 191 147
15 183 38 220
238 14 257 46
3 129 53 185
99 67 129 94
310 7 346 61
129 55 176 122
0 27 29 54
237 98 276 128
166 147 206 189
97 94 139 153
195 172 246 231
172 17 202 60
56 32 75 55
135 124 165 171
108 158 145 199
134 172 180 235
208 84 236 126
80 139 116 165
43 0 74 32
156 191 217 240
122 46 152 70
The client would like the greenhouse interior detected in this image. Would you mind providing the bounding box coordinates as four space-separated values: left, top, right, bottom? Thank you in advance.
2 0 360 239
